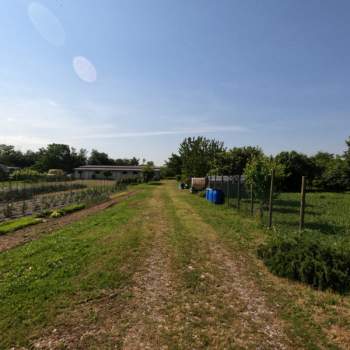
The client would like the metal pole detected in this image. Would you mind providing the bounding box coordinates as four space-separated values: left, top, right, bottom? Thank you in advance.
268 169 275 229
299 176 306 232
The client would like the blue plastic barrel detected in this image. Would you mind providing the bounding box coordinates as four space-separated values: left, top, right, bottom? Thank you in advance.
212 189 224 204
208 188 213 202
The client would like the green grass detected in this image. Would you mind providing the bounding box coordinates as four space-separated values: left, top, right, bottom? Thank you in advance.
179 188 341 350
60 203 86 214
0 188 153 348
0 216 42 235
234 191 350 236
273 192 350 236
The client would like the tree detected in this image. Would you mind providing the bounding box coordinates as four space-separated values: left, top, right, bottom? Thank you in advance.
244 156 285 216
164 153 182 177
344 137 350 177
219 146 263 175
88 149 115 165
115 157 140 166
178 137 225 178
275 151 315 191
34 144 86 173
142 162 155 182
316 156 349 191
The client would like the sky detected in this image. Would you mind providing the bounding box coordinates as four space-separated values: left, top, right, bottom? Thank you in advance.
1 0 350 164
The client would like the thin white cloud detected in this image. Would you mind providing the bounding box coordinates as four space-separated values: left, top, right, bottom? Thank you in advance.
77 125 249 139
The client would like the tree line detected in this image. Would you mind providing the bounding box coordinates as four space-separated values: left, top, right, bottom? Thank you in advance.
0 143 141 179
164 136 350 192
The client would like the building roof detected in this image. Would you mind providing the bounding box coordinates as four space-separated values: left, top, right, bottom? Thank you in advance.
74 165 160 171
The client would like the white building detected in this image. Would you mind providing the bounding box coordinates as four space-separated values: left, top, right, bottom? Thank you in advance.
73 165 160 180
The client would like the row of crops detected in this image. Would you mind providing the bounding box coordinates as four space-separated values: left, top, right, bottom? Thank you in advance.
0 178 136 222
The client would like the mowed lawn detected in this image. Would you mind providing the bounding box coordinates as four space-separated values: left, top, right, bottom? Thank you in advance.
1 181 350 349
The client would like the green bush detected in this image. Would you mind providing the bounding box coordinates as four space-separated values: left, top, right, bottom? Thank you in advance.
258 231 350 293
10 169 45 181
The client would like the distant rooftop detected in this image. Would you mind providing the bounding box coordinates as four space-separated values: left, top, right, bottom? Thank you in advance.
74 165 160 171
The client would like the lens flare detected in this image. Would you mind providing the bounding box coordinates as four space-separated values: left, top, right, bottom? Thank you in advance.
73 56 97 83
28 2 65 46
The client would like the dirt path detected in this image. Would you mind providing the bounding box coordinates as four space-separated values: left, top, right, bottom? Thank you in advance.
162 185 295 349
0 191 137 253
121 188 179 350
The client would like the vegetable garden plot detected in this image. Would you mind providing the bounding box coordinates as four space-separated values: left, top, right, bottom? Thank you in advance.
0 181 128 223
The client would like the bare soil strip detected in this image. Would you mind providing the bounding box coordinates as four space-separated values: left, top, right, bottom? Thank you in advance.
121 188 178 350
0 191 137 253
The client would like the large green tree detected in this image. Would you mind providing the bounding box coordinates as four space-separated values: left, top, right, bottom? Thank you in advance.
275 151 315 191
34 144 87 173
88 149 115 165
219 146 263 175
178 137 225 178
164 153 182 177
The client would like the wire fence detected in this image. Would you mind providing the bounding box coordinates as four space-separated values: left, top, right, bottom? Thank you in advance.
0 177 140 223
206 175 350 235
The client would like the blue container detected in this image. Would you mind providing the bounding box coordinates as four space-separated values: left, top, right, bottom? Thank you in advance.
209 188 214 202
212 189 224 204
205 188 210 200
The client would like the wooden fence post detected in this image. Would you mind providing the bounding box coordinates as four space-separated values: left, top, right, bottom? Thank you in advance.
237 175 241 209
250 183 254 216
226 177 229 207
299 176 306 232
268 169 275 229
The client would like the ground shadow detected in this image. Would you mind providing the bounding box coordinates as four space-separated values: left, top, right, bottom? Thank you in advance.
274 199 315 208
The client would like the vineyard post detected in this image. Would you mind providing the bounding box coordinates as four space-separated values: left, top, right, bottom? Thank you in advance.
250 183 254 216
226 177 229 207
268 169 275 229
237 175 241 209
299 176 306 232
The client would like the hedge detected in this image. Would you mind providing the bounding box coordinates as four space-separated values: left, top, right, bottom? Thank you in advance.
258 231 350 293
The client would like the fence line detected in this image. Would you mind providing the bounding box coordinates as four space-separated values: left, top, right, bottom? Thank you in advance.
206 173 308 231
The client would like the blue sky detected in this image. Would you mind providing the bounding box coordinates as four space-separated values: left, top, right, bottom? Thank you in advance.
1 0 350 164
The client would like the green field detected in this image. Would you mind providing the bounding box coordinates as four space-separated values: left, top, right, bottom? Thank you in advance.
0 181 349 349
234 191 350 236
273 192 350 236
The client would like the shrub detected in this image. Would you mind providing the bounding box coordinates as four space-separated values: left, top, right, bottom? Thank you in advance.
258 231 350 293
10 169 45 181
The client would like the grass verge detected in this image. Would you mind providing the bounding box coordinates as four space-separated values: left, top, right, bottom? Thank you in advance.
0 216 42 235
